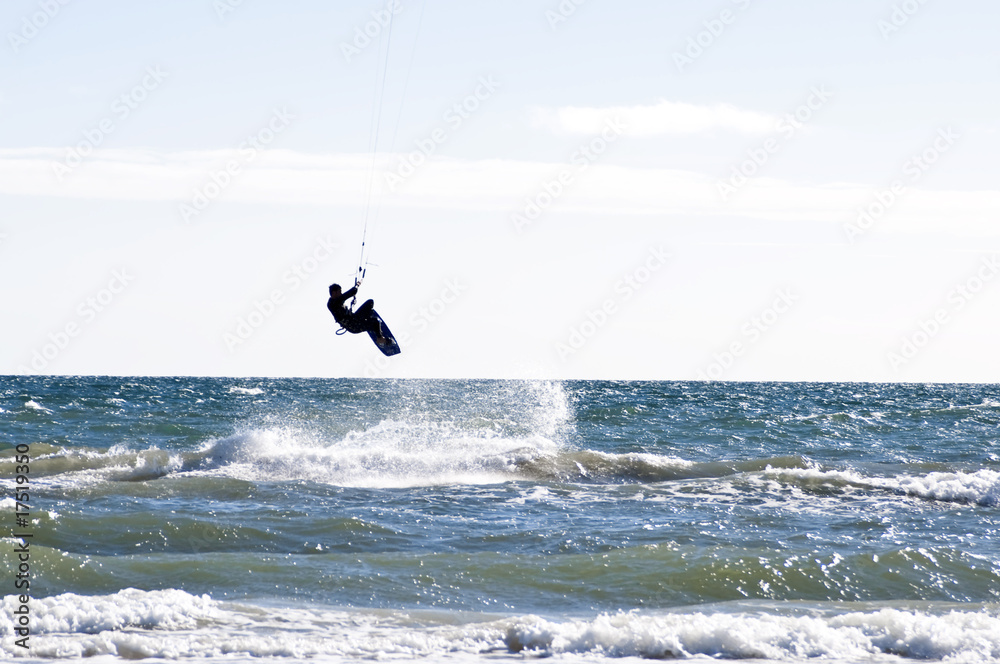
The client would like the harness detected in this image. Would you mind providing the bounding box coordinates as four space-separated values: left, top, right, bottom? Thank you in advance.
334 296 356 335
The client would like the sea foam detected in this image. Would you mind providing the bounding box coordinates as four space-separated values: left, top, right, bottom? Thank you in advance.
197 419 559 488
893 469 1000 506
504 607 1000 661
192 380 574 489
4 589 999 662
228 386 264 396
764 466 1000 507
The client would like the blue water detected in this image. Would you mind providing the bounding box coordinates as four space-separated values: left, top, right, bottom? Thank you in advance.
2 377 999 661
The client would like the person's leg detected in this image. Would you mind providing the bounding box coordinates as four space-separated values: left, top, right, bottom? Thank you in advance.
355 301 388 344
359 307 390 345
366 320 388 345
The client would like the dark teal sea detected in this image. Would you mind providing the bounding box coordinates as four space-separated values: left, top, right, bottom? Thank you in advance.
2 377 999 661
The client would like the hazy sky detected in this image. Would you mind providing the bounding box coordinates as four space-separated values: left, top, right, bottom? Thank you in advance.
2 0 998 381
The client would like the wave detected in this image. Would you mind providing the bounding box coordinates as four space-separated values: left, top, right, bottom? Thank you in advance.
892 469 1000 505
194 423 554 488
0 380 571 489
149 380 580 489
763 466 1000 507
504 606 1000 661
228 386 264 396
3 589 998 661
8 428 998 509
0 444 192 486
174 431 817 489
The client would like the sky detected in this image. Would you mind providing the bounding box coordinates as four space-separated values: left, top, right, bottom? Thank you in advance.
1 0 999 381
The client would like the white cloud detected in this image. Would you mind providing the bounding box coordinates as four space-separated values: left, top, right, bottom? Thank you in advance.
1 148 998 237
530 99 777 136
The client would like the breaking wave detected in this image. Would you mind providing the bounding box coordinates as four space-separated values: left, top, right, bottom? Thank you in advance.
3 588 999 662
762 466 1000 507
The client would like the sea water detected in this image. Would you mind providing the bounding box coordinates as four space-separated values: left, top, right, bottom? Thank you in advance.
1 376 998 662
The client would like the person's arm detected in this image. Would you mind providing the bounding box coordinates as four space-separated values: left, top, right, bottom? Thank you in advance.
331 287 358 309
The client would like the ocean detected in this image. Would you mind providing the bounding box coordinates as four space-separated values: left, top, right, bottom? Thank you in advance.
1 376 999 662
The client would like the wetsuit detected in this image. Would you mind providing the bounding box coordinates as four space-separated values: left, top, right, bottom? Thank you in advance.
327 286 379 335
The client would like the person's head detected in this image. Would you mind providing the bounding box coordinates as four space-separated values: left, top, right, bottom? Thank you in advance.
329 284 342 296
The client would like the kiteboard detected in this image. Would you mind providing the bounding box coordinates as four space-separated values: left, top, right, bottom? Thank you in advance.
368 311 401 356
